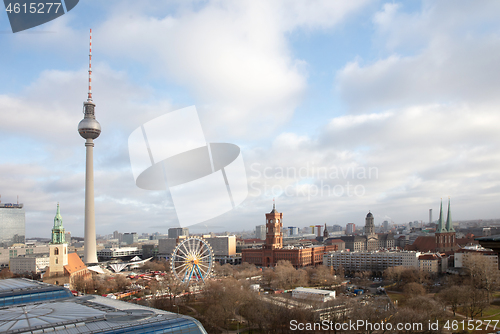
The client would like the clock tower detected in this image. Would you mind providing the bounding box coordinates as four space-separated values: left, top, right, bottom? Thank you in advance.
49 203 68 276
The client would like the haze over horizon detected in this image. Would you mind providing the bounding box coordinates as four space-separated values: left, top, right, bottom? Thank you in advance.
1 1 500 238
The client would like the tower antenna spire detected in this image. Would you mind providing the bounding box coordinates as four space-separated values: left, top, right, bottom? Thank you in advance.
88 29 92 101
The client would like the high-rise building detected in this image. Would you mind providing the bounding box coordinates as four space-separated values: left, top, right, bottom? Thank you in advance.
123 232 138 245
204 236 236 256
0 202 25 247
78 29 101 264
332 225 343 232
255 225 266 240
346 223 355 235
65 231 72 244
383 220 389 231
168 227 189 239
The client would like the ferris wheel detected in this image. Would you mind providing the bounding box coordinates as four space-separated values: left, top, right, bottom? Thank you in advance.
171 237 214 285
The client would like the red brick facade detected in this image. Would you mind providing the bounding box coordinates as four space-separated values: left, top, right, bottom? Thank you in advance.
242 206 337 267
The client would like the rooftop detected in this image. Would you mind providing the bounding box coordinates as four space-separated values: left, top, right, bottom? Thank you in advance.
0 279 207 333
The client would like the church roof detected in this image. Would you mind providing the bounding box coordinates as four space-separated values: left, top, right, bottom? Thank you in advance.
406 236 436 252
366 212 373 218
326 238 344 244
445 198 455 232
436 199 447 233
64 253 87 275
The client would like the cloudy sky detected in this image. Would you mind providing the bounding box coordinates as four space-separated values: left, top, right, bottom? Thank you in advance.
1 0 500 238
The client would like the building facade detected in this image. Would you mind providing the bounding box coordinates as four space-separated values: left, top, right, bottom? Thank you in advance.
123 232 138 245
0 203 25 247
345 223 355 235
418 253 447 273
97 247 142 260
43 204 90 289
168 228 189 239
406 199 458 253
255 225 266 240
324 250 420 275
0 245 50 268
10 255 50 274
340 213 395 251
242 204 338 267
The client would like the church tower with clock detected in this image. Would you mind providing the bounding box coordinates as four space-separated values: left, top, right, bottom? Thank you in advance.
49 203 68 276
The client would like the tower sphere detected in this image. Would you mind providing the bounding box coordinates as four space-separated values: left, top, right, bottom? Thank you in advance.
78 101 101 139
78 118 101 139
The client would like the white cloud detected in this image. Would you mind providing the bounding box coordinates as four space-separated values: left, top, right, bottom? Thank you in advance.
338 1 500 113
95 0 369 139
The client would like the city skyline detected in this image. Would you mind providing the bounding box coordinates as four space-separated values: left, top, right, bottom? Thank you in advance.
2 1 500 238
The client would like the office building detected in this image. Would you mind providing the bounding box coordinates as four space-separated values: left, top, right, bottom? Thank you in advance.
256 225 266 240
345 223 355 235
0 202 25 247
382 220 389 231
0 245 50 268
332 225 343 232
97 247 142 260
205 236 236 256
9 255 50 274
454 245 498 269
324 250 421 275
64 231 71 244
123 232 138 245
168 227 189 239
159 238 179 257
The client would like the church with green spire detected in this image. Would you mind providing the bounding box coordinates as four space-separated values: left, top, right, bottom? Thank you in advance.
434 198 457 252
48 203 68 276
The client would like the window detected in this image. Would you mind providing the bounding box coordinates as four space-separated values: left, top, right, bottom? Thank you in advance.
54 248 59 255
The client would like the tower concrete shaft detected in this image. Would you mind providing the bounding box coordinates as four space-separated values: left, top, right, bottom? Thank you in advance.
78 29 101 264
83 138 98 264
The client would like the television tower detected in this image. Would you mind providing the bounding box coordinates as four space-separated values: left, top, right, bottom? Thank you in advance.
78 29 101 264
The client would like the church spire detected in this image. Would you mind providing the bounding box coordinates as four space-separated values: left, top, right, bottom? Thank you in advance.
445 198 455 232
51 203 66 244
436 199 446 233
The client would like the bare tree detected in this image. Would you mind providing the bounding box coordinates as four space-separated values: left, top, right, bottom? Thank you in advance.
114 274 130 291
391 296 443 334
0 268 13 279
436 285 465 316
463 288 489 320
310 265 335 286
464 253 500 303
203 278 250 328
402 282 426 297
